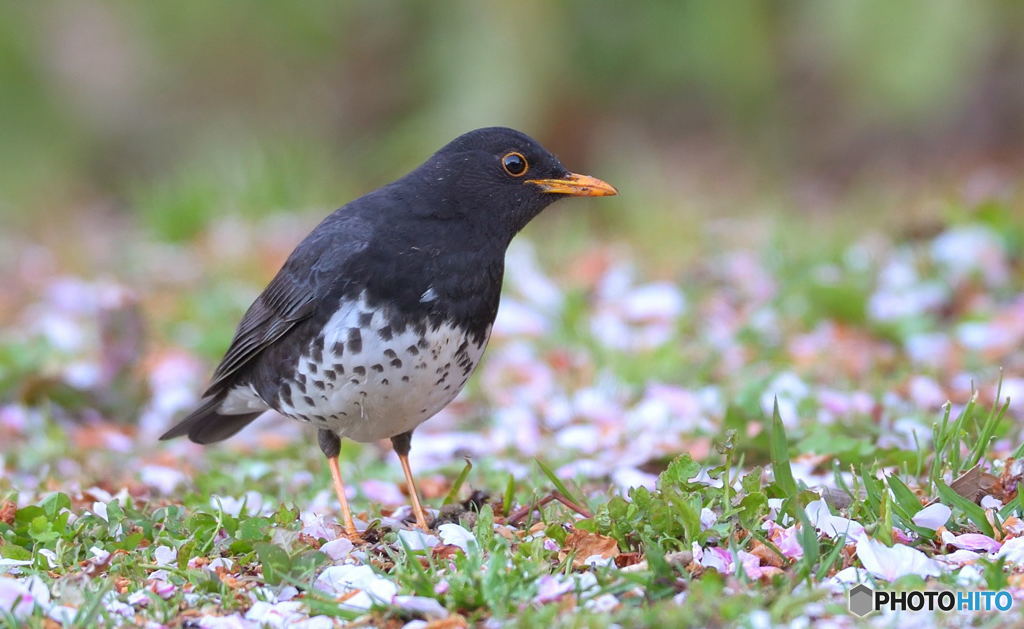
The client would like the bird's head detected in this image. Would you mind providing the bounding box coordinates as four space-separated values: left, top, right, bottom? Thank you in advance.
408 127 617 238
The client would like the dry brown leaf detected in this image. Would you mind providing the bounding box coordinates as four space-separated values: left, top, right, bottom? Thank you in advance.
1002 516 1024 536
621 550 694 574
560 529 620 567
431 545 463 560
216 568 248 590
0 501 14 526
614 552 644 568
950 464 999 503
426 615 469 629
757 566 785 581
527 522 547 535
748 539 786 568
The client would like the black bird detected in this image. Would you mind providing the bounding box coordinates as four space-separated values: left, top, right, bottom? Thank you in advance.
160 127 616 538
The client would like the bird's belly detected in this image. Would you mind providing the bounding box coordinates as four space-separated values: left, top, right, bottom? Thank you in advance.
274 298 489 442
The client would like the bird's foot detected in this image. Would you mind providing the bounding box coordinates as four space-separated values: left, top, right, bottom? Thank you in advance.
341 528 366 545
411 507 431 532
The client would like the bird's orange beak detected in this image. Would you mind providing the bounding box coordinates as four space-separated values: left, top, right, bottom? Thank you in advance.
526 173 618 197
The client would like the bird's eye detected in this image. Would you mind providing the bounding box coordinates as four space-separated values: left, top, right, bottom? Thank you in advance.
501 152 528 177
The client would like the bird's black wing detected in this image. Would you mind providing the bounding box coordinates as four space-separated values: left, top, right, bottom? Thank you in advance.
159 212 373 444
203 213 373 396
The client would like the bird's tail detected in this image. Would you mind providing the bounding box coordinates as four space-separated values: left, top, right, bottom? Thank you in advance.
159 395 263 444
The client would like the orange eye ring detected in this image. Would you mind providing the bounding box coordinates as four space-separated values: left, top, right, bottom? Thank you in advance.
501 152 529 177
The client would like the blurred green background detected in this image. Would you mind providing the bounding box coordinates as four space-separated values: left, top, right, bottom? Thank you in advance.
2 1 1022 260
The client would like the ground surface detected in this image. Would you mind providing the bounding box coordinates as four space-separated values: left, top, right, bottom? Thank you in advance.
2 198 1024 628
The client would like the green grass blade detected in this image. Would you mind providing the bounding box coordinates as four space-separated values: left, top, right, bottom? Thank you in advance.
948 393 977 475
442 458 473 506
792 507 820 582
936 479 994 537
769 398 798 497
968 376 1007 467
535 458 584 507
859 464 884 518
502 473 515 516
886 474 922 516
1000 487 1024 520
815 536 848 581
929 402 954 488
877 491 893 546
73 579 112 627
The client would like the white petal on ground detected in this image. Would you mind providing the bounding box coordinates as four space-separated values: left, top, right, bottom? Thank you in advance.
0 577 40 619
319 537 354 560
980 495 1002 510
611 467 658 492
195 613 249 628
0 559 32 575
313 565 398 611
697 546 733 574
532 573 573 602
688 468 724 488
763 522 804 560
582 555 616 568
995 536 1024 564
152 580 176 598
36 549 58 569
940 531 1001 553
826 567 871 593
934 549 981 567
956 565 986 587
245 600 308 628
585 593 621 612
91 501 109 522
48 605 78 625
856 536 941 580
208 557 235 572
140 465 186 494
398 529 440 551
293 616 337 629
300 511 341 539
912 503 951 529
392 595 449 619
437 523 477 552
211 491 264 517
700 507 717 530
127 590 150 607
153 545 177 566
805 500 864 542
147 569 170 582
102 590 134 618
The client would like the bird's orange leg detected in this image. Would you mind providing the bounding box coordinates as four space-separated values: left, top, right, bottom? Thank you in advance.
327 456 363 541
397 452 430 530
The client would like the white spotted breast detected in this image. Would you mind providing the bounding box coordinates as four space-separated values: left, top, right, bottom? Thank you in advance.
271 293 489 442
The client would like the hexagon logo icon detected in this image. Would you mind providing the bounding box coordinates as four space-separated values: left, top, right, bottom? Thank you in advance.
848 584 875 617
